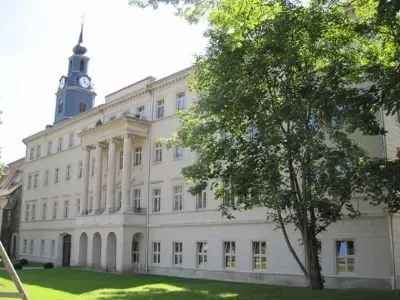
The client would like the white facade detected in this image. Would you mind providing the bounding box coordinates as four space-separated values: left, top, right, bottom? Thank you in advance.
19 67 400 289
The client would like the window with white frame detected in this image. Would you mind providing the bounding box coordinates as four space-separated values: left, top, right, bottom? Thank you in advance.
152 189 161 212
68 132 74 148
42 203 47 220
25 204 30 221
64 200 69 218
252 241 267 270
66 164 71 181
36 145 41 159
173 185 183 211
133 188 141 210
336 240 355 273
134 147 142 166
27 174 32 190
31 203 36 221
50 240 55 257
91 157 95 176
29 147 35 160
196 191 207 210
23 239 28 253
173 146 183 160
132 240 139 264
196 241 208 268
44 169 49 186
119 150 123 170
224 241 236 269
29 240 34 254
176 92 185 112
57 137 63 152
54 168 60 184
152 242 161 264
40 239 45 257
53 201 57 219
137 105 145 119
172 241 183 266
156 99 165 119
33 172 39 188
76 199 81 215
78 160 83 179
47 140 52 155
154 143 162 163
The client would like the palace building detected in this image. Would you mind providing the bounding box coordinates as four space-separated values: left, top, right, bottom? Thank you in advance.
18 28 400 289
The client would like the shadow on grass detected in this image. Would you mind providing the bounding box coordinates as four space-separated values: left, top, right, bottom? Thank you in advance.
0 268 399 300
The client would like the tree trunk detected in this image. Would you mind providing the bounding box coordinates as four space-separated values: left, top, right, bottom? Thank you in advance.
302 229 324 289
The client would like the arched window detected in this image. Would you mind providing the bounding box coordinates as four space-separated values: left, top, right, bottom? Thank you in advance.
80 60 85 72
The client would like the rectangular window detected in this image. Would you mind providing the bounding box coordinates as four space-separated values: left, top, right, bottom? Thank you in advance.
29 147 35 160
25 204 30 222
78 160 83 179
27 174 32 190
196 191 207 210
156 99 165 119
119 151 123 170
252 241 267 270
31 204 36 221
91 157 95 176
57 137 63 152
50 240 55 257
44 170 49 186
68 132 74 148
40 240 45 257
196 241 208 268
66 164 71 181
173 146 183 160
176 92 185 112
47 141 52 155
76 199 81 215
172 241 183 266
33 173 39 188
36 145 41 159
152 189 161 212
54 168 60 184
224 241 236 269
42 203 47 220
152 242 161 264
134 147 142 166
133 188 141 211
137 105 145 119
132 240 139 264
29 240 34 255
64 200 69 218
154 143 162 163
23 239 28 253
173 185 183 211
53 202 58 219
336 240 355 273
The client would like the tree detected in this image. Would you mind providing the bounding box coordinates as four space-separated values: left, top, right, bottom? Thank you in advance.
166 0 392 289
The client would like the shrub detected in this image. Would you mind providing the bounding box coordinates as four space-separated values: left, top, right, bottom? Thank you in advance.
13 262 23 270
43 262 54 269
19 259 29 266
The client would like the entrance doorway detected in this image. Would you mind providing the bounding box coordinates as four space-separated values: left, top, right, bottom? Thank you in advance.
62 234 72 267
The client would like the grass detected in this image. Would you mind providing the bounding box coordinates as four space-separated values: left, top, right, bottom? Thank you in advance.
0 268 399 300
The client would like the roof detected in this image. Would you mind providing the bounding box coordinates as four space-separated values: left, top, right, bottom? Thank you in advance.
0 158 24 198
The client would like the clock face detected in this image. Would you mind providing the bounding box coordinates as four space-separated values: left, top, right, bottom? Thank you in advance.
59 77 66 89
79 76 90 88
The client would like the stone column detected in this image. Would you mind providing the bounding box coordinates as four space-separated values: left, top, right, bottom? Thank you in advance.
93 143 103 213
81 146 91 215
121 134 133 212
106 138 116 212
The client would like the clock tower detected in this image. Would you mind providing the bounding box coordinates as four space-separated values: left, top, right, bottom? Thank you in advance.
54 25 96 124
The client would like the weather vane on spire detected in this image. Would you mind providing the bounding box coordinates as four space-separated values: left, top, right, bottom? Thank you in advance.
73 14 87 55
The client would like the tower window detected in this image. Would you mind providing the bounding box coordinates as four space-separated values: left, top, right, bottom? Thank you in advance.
80 60 85 72
58 99 63 113
79 102 87 112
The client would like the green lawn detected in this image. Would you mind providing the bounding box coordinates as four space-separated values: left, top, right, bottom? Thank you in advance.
0 269 399 300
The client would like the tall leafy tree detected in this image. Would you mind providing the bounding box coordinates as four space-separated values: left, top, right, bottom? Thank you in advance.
131 0 400 289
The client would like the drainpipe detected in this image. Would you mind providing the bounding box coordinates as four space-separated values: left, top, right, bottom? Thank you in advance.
145 89 155 273
380 109 397 289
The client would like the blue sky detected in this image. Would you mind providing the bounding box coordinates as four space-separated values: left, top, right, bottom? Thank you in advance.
0 0 207 164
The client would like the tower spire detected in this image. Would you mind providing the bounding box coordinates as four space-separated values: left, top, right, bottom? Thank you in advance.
73 21 87 55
